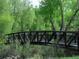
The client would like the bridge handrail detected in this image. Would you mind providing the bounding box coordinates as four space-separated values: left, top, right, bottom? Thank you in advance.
5 30 77 36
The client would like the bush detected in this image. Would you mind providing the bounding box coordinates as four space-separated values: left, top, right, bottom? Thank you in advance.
0 41 62 59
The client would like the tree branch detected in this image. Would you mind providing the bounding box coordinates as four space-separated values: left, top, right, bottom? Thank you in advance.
65 8 79 31
49 15 56 31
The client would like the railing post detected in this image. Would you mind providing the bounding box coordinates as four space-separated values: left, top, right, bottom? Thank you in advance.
64 31 67 47
7 34 10 44
44 32 46 45
76 31 79 51
37 32 39 43
12 33 15 43
23 32 26 43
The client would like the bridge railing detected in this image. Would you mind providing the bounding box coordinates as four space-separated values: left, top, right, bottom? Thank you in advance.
4 30 79 50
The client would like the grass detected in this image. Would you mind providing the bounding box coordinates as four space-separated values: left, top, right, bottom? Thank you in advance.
26 56 79 59
60 56 79 59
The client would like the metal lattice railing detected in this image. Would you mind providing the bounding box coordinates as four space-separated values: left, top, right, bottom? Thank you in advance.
4 31 79 50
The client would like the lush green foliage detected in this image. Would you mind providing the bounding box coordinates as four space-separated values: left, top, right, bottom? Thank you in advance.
0 0 79 58
0 0 78 35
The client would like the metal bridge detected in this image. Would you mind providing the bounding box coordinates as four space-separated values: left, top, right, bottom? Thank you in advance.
4 7 79 52
5 30 79 51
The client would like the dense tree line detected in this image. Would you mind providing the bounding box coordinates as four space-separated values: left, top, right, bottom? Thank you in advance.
0 0 79 38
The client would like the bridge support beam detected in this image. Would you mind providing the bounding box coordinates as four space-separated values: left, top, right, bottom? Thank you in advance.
64 32 67 47
77 31 79 51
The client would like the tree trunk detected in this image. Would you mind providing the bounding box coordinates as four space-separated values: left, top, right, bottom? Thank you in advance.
49 15 56 31
60 0 64 31
20 19 24 32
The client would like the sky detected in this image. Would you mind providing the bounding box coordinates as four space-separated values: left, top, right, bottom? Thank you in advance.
30 0 41 7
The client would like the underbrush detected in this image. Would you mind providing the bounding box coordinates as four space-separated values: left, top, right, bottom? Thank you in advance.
0 41 58 59
0 39 77 59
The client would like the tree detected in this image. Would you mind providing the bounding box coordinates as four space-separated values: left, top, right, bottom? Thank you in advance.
64 0 79 31
10 0 36 32
0 0 13 38
39 0 79 31
39 0 60 31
